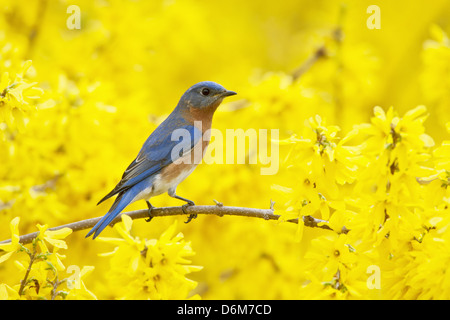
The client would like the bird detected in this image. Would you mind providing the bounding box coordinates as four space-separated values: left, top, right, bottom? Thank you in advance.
86 81 237 239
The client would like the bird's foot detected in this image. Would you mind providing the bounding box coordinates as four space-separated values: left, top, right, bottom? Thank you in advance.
185 213 197 224
181 201 196 223
145 201 155 222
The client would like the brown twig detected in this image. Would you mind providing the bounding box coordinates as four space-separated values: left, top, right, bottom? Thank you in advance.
291 45 327 81
0 205 343 246
18 245 37 296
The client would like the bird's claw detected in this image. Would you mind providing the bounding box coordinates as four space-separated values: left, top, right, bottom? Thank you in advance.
184 213 197 224
145 201 154 222
181 202 196 223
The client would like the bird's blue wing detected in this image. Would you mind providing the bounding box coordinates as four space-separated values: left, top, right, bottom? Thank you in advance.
97 122 201 205
86 122 201 239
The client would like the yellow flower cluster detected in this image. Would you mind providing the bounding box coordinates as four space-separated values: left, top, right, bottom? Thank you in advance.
277 106 450 298
0 215 201 300
0 0 450 299
0 60 43 132
96 216 201 300
0 217 95 299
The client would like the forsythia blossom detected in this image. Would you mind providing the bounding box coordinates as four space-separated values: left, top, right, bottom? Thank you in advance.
0 217 95 300
0 60 43 132
97 215 202 299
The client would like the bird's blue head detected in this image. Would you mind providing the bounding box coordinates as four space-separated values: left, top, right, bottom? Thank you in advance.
177 81 237 110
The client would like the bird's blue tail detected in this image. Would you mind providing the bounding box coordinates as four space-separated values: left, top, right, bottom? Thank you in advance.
86 189 138 239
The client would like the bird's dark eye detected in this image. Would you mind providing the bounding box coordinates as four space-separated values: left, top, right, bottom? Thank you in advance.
201 88 210 96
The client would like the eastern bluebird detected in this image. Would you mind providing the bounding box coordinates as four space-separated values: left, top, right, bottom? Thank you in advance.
86 81 236 239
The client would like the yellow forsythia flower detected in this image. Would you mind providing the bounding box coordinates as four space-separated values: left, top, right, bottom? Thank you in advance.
97 215 202 299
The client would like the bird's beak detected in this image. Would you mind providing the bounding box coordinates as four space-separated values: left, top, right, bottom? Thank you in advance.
221 90 237 97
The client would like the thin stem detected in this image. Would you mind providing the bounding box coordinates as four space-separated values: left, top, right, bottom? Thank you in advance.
0 205 344 246
18 245 37 296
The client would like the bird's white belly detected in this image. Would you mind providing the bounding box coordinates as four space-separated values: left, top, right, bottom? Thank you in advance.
131 164 197 203
153 165 197 196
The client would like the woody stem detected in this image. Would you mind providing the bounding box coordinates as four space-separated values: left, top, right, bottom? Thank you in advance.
0 205 344 246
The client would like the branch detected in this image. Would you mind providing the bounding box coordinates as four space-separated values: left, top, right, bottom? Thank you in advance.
224 45 328 112
291 45 327 81
0 204 341 246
